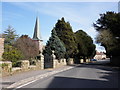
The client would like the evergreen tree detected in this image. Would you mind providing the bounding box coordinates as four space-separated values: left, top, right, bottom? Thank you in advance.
43 28 66 60
93 12 120 56
2 46 23 67
3 25 18 46
2 26 23 67
54 17 77 58
75 30 96 60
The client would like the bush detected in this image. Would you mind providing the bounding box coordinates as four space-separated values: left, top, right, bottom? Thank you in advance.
0 63 8 68
2 46 23 67
12 61 21 67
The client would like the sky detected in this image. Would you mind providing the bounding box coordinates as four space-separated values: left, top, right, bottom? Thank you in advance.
1 1 118 52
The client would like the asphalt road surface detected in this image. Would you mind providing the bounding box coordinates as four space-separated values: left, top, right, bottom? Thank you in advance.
18 60 119 89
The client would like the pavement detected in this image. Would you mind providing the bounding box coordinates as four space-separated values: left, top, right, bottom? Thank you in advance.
0 65 75 89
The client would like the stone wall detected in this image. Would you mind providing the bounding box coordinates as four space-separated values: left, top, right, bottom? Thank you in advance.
0 59 44 77
21 60 30 71
0 53 45 77
67 58 74 65
0 50 67 77
0 38 4 60
53 59 67 68
51 51 67 68
0 61 12 77
80 59 84 63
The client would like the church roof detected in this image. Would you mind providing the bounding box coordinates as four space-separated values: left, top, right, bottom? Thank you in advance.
33 16 41 40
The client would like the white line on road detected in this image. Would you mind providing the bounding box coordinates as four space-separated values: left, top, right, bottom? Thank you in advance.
13 79 38 90
9 66 74 89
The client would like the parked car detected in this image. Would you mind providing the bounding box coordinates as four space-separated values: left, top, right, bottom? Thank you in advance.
90 59 97 62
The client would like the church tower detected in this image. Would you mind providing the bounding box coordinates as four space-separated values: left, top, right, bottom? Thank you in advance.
33 16 43 53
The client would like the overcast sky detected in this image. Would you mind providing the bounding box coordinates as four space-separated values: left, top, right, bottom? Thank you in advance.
1 2 118 52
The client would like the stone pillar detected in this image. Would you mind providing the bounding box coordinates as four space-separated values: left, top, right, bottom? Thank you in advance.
53 60 56 68
86 59 89 63
51 50 56 68
80 59 84 63
67 58 74 65
21 60 29 71
40 52 44 69
0 61 12 76
0 38 4 60
36 60 41 69
63 59 67 65
61 58 67 65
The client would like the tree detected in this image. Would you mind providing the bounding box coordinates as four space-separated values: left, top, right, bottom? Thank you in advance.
2 25 18 46
75 31 86 59
2 46 23 67
93 12 120 38
2 26 23 67
43 28 66 60
54 17 77 58
75 30 96 61
93 12 120 56
96 30 118 56
15 35 39 60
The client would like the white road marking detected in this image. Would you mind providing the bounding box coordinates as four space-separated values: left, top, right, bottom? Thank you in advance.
9 66 74 89
13 79 38 90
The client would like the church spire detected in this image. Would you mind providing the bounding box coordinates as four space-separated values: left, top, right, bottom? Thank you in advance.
33 16 41 40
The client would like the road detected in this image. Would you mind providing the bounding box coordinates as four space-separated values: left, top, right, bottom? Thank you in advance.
16 60 119 88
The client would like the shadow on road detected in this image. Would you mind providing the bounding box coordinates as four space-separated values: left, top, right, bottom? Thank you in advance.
46 76 118 88
0 82 14 85
46 63 120 89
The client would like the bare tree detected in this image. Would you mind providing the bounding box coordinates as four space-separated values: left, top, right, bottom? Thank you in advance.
15 35 39 60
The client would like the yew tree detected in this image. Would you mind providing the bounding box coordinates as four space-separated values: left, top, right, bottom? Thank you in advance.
54 17 77 58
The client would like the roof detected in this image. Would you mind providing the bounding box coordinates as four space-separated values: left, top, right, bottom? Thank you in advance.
96 51 106 55
33 16 41 40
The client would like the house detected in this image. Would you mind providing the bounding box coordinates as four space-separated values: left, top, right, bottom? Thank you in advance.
0 38 4 60
94 51 106 60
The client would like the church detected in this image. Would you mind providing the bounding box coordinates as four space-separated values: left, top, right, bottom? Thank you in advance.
32 16 43 53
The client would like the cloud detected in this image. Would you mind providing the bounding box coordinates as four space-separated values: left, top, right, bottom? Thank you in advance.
3 11 24 21
4 2 117 51
96 44 106 52
10 2 90 25
9 2 117 26
86 27 98 39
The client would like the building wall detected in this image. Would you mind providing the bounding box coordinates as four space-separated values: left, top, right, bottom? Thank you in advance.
94 55 106 60
33 40 43 53
0 38 4 60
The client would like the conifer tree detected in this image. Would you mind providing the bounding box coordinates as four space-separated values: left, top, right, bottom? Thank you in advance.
43 28 66 60
3 26 18 46
2 26 23 67
75 30 96 60
54 17 77 58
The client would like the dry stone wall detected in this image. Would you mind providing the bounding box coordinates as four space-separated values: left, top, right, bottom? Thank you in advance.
0 51 67 77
